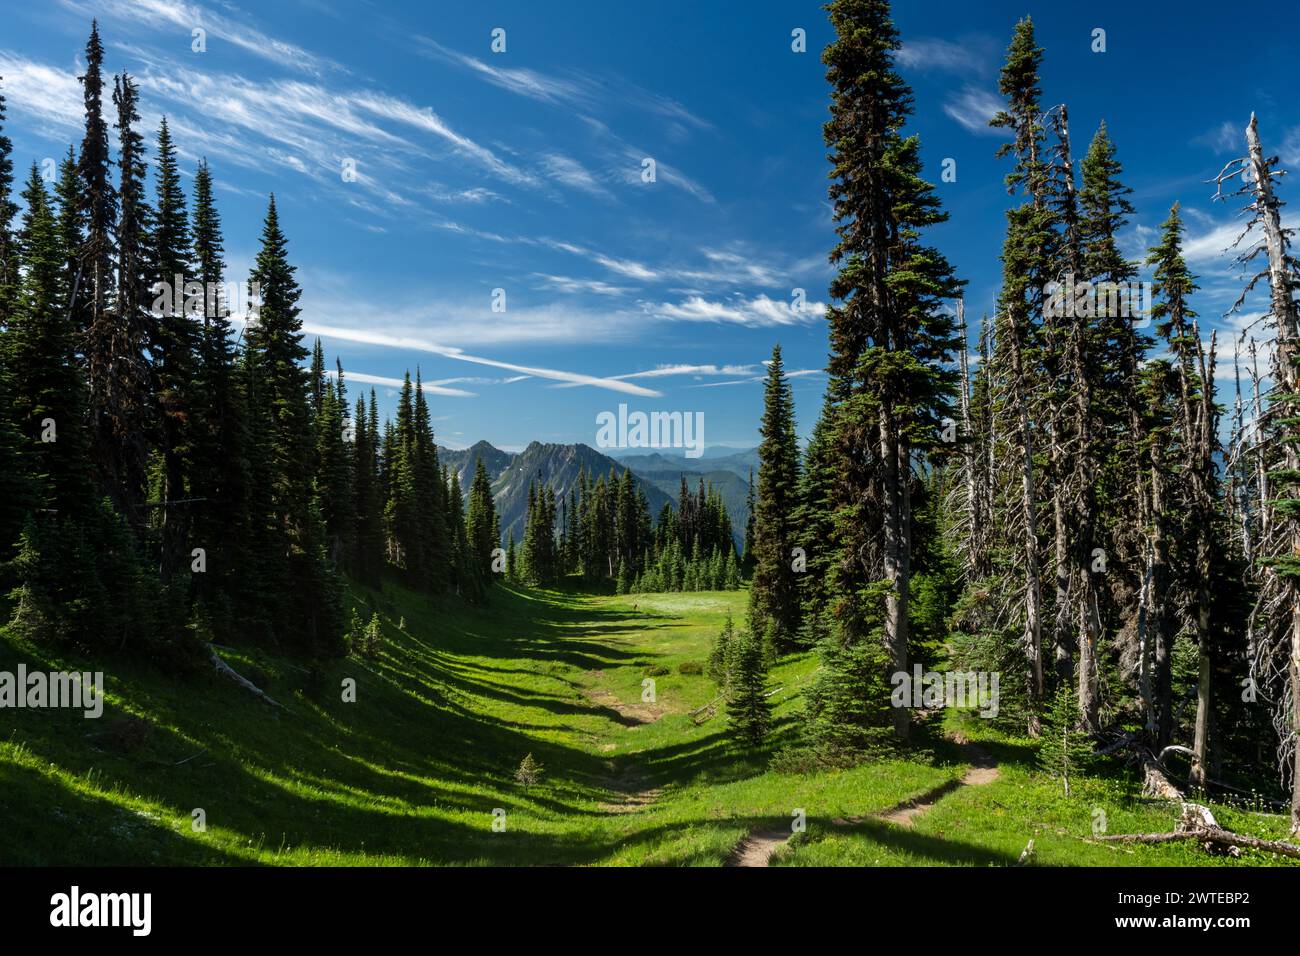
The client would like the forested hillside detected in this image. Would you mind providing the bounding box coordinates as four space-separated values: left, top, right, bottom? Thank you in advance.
2 0 1299 873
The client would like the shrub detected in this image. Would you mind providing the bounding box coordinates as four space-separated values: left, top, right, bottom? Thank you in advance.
514 752 544 788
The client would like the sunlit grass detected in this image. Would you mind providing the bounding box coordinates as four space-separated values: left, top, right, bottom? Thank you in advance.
1 579 1295 866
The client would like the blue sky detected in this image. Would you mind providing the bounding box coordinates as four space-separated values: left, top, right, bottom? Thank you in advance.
1 0 1296 451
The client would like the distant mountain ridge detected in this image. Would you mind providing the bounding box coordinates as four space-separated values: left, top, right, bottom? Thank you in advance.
437 440 750 547
438 440 514 491
607 447 759 481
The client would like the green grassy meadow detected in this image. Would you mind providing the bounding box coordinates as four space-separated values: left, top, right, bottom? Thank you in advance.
1 582 1295 866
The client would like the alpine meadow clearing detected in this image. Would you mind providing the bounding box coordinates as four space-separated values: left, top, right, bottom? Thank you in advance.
2 583 1294 867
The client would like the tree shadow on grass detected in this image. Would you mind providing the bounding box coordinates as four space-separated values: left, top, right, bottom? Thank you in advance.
796 815 1019 867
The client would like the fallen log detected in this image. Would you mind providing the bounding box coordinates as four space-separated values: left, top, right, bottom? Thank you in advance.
208 645 283 708
1099 826 1300 859
1141 751 1184 800
1098 801 1300 859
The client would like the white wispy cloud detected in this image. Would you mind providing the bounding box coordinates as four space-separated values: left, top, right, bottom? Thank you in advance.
413 35 711 135
0 53 86 135
650 294 827 327
414 37 593 108
349 90 535 186
299 321 662 397
617 144 715 203
617 364 757 380
531 274 631 297
327 369 475 398
593 253 658 281
943 86 1006 135
4 43 535 209
1193 119 1243 154
897 37 987 75
551 363 758 389
1182 220 1247 265
688 368 824 388
1282 126 1300 166
540 152 610 199
59 0 341 76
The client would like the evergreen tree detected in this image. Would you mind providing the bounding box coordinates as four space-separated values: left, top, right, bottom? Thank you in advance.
188 158 252 625
818 0 960 741
94 67 152 526
446 469 479 599
313 356 354 568
350 389 384 584
466 454 498 586
412 371 450 592
748 344 802 650
0 76 18 321
741 467 756 577
151 116 198 582
243 195 341 654
708 613 737 686
1037 684 1094 796
727 625 770 747
794 394 838 643
53 147 84 318
6 168 90 512
982 16 1053 734
0 82 34 555
1147 204 1219 775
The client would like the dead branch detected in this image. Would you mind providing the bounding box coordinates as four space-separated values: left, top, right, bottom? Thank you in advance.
208 645 282 708
1099 802 1300 858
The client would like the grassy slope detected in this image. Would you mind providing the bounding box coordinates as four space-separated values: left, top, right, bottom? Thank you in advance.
1 581 1295 866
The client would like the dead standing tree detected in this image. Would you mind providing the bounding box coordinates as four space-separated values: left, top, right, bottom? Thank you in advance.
1215 113 1300 834
1045 103 1105 729
949 298 992 582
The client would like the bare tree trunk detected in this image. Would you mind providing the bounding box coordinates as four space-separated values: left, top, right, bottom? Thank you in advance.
1004 307 1043 735
979 317 996 576
1136 539 1156 733
1292 608 1300 834
956 299 982 579
1188 331 1219 789
1247 114 1300 833
880 400 910 741
1250 340 1268 544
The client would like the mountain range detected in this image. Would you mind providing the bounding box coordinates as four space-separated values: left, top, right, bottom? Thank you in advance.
437 441 757 548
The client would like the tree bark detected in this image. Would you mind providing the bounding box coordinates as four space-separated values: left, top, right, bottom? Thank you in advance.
1247 114 1300 833
880 400 910 742
1004 306 1043 735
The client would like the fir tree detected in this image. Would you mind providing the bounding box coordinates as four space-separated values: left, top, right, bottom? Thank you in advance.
748 344 802 650
1037 684 1094 796
151 116 198 581
0 76 18 320
984 16 1052 734
243 195 341 654
188 158 251 625
741 467 756 577
412 371 450 592
727 626 771 747
819 0 960 741
92 67 152 525
707 612 737 686
466 454 498 586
